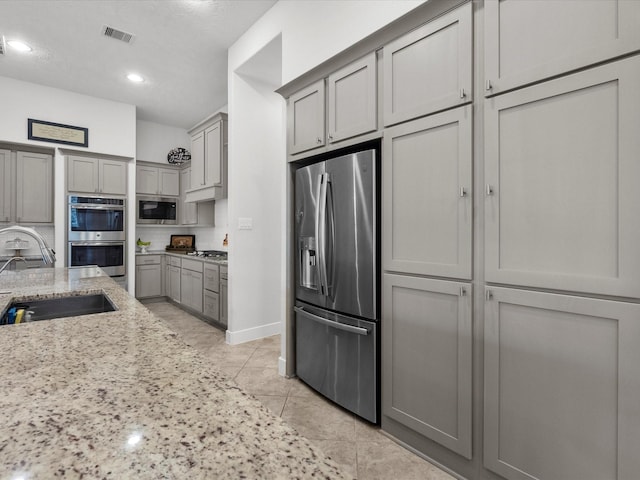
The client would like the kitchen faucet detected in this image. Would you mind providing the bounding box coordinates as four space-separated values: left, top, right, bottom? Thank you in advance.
0 226 56 274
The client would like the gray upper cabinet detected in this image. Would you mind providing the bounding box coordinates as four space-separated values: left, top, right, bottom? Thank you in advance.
383 274 472 459
180 168 198 225
484 286 640 480
67 155 127 196
16 152 53 223
383 2 472 127
383 105 472 279
136 164 179 196
288 79 325 155
187 113 227 202
0 150 53 224
484 0 640 96
327 52 377 144
485 57 640 297
0 149 11 222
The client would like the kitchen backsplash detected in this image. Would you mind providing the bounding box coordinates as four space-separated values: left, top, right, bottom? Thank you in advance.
0 226 54 258
137 199 229 252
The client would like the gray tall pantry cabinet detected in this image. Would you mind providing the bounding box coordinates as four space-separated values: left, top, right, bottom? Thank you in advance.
281 0 640 479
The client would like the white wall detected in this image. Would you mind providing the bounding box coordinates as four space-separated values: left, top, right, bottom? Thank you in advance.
227 1 426 364
0 76 136 292
136 120 190 164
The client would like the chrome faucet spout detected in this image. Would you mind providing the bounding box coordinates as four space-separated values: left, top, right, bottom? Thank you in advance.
0 226 56 274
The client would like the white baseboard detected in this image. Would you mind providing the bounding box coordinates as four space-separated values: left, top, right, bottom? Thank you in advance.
278 356 286 377
225 321 281 345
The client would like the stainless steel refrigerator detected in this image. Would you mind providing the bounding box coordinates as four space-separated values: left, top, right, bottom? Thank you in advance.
294 148 378 423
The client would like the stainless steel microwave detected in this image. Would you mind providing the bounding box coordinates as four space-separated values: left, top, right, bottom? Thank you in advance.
137 196 178 225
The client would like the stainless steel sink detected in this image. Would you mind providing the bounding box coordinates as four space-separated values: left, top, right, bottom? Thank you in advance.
1 292 116 324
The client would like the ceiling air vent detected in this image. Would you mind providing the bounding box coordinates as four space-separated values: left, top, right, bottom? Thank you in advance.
101 25 135 44
0 36 6 55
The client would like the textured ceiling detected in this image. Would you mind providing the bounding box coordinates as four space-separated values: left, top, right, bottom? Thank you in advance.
0 0 277 129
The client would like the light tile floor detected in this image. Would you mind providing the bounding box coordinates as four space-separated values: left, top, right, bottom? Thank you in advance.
145 300 456 480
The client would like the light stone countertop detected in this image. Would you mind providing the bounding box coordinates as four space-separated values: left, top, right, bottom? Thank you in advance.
137 250 228 266
0 267 347 479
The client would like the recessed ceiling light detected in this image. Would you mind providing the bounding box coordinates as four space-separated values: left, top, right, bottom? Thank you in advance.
7 40 32 52
127 73 144 83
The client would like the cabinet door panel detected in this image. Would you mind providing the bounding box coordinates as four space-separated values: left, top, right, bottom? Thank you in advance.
190 131 205 189
485 0 640 96
383 105 472 279
203 290 220 321
100 160 127 195
485 57 640 297
136 264 162 298
16 152 53 223
484 287 640 480
68 156 98 193
383 274 472 458
136 166 158 194
159 169 179 196
205 122 222 187
328 52 376 143
383 2 472 126
180 168 197 225
288 80 325 155
0 150 11 222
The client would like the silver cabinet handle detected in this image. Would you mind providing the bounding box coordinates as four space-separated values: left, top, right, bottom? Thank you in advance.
485 80 493 91
316 137 322 144
486 184 494 196
328 134 333 141
460 187 467 197
460 88 466 98
294 306 369 336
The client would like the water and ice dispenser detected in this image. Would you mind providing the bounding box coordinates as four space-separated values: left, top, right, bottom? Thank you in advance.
299 236 317 290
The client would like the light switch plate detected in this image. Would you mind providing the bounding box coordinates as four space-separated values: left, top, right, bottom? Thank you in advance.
238 217 253 230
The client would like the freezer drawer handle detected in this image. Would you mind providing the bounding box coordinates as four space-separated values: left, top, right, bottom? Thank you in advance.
294 306 370 336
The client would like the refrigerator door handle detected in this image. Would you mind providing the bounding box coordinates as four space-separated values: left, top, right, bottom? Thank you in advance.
326 174 336 300
294 306 370 336
316 173 329 296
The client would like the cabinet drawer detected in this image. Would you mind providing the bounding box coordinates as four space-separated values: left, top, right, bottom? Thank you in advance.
220 265 228 280
204 263 219 292
136 254 161 265
168 255 182 267
203 290 220 321
181 257 203 272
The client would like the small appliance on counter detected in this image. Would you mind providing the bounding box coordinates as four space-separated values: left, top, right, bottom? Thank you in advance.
165 234 196 254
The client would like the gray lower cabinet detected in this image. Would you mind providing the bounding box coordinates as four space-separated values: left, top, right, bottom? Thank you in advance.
484 0 640 96
485 56 640 297
135 255 163 298
181 258 203 313
169 263 181 303
383 105 472 279
203 263 220 322
382 274 472 459
484 287 640 480
220 266 228 327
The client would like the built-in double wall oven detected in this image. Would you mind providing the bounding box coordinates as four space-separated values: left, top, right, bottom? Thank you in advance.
67 195 126 277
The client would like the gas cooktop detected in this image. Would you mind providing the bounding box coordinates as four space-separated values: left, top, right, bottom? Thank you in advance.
187 250 228 259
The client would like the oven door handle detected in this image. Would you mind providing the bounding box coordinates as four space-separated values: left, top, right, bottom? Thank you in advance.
70 242 124 246
294 306 369 336
70 205 124 211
